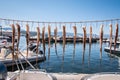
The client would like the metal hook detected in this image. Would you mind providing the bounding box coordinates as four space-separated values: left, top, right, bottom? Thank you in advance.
55 22 57 27
116 19 119 24
0 19 2 25
38 22 39 27
21 21 23 27
43 22 45 27
13 20 15 24
70 23 72 29
26 21 29 26
74 23 76 27
59 23 61 29
32 21 34 27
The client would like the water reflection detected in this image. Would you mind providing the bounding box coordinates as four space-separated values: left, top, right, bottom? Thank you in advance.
72 48 75 65
82 48 85 65
48 48 50 60
55 47 59 58
118 58 120 69
61 45 65 72
88 43 91 66
82 41 86 64
100 48 102 60
38 42 120 73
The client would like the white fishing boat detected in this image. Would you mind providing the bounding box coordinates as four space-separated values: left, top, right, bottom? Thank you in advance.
7 70 55 80
0 39 9 46
0 59 54 80
3 25 54 80
0 43 45 67
0 39 12 53
0 35 13 44
0 23 46 68
104 41 120 54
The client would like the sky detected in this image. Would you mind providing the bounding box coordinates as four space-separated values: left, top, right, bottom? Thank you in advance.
0 0 120 21
0 0 120 34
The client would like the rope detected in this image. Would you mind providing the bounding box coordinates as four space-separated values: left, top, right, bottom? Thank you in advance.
19 51 36 69
0 18 120 24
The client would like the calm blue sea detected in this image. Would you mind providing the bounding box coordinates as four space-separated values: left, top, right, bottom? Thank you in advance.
20 36 120 74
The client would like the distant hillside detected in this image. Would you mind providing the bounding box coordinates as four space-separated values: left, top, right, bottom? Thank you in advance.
24 31 114 38
1 27 117 38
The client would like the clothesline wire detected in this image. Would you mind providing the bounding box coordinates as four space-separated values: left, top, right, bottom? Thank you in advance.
0 18 120 24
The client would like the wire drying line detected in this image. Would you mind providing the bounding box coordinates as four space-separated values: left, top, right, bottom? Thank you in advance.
0 18 120 24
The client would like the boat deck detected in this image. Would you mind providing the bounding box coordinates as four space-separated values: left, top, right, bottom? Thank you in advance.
0 56 46 67
8 72 120 80
0 49 46 67
51 73 87 80
8 72 87 80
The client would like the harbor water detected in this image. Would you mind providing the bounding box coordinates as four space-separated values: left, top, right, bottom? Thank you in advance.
20 36 120 74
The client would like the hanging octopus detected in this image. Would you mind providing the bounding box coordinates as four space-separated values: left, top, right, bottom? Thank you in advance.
16 23 21 58
26 24 30 58
114 23 119 50
63 26 66 50
36 27 40 63
88 26 92 64
89 26 92 44
82 27 86 50
82 26 86 64
109 24 112 53
11 24 15 60
73 26 77 48
48 25 51 48
16 24 20 49
99 24 103 52
54 27 57 48
36 27 40 54
42 27 45 56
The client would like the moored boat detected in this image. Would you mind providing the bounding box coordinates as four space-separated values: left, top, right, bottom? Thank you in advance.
104 42 120 54
81 72 120 80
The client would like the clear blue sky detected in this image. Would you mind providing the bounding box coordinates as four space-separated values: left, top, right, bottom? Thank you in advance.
0 0 120 21
0 0 120 34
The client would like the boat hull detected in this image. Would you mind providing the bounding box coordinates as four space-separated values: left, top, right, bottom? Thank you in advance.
104 47 120 54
